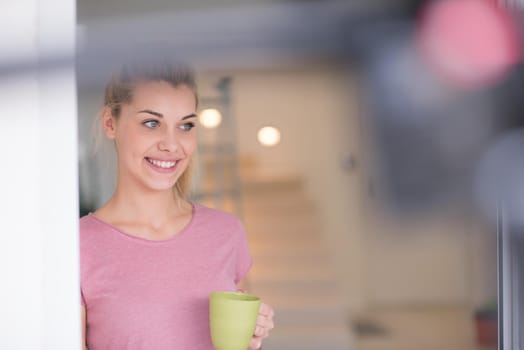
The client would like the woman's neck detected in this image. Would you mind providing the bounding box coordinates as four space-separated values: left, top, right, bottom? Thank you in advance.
99 181 189 228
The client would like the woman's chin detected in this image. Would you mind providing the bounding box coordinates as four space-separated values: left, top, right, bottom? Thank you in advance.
147 180 178 192
138 176 178 192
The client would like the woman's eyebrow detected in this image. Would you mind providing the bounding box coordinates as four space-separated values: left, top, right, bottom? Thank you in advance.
138 109 163 118
137 111 196 120
182 114 197 120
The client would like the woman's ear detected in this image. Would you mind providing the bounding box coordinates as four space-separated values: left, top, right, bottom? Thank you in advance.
101 106 117 139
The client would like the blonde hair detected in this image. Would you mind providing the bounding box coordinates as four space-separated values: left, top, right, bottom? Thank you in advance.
102 59 198 199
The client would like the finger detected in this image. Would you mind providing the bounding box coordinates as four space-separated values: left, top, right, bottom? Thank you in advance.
248 336 263 350
253 324 270 338
258 302 274 317
253 325 263 337
256 314 275 330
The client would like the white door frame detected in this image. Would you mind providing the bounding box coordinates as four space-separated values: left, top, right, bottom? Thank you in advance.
0 0 80 349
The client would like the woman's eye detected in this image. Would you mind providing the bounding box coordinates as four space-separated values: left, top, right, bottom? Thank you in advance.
179 122 195 132
143 120 160 128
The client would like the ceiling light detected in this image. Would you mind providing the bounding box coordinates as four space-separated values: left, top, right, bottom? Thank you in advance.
199 108 222 129
257 126 281 147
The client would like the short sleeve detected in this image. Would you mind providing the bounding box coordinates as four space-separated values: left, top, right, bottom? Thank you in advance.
234 219 253 284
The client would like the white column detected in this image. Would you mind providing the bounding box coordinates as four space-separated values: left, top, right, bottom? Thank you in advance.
0 0 79 349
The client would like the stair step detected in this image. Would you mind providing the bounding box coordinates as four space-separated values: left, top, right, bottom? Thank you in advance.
243 197 315 209
272 304 348 327
240 174 305 192
252 248 326 259
265 292 347 309
250 239 328 254
248 227 321 237
239 174 354 349
250 273 338 287
246 221 321 235
251 280 342 301
251 256 335 280
262 324 353 350
248 235 324 246
250 261 336 281
244 212 319 224
248 228 323 238
250 243 326 256
248 231 324 246
242 194 315 212
251 247 331 261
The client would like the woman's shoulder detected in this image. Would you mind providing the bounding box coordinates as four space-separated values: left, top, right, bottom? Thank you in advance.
78 213 110 238
78 214 104 249
192 202 244 227
79 213 96 228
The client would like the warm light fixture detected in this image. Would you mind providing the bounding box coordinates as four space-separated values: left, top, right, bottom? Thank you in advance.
257 126 281 147
199 108 222 129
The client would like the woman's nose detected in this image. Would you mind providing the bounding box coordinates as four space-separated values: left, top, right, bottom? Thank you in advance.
158 131 179 152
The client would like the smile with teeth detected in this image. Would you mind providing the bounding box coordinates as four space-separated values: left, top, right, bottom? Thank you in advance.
146 158 177 169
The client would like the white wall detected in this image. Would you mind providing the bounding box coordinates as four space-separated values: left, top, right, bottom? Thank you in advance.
363 211 468 305
0 0 80 348
360 207 497 307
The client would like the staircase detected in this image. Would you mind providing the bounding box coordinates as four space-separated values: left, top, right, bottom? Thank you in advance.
240 174 354 350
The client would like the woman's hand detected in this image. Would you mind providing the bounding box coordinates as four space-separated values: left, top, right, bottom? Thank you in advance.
248 302 274 350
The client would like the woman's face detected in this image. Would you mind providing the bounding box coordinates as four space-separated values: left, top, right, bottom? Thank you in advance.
103 81 197 192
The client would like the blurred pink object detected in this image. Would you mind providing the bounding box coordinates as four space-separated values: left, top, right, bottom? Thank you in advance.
417 0 520 88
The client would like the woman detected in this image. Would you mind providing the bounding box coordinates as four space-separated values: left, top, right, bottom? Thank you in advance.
80 61 274 349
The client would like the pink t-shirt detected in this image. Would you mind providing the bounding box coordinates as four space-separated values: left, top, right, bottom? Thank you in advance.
80 203 252 350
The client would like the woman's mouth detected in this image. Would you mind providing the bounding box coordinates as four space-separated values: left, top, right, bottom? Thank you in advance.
145 157 178 172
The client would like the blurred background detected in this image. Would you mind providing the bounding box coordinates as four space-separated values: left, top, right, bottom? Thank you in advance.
76 0 524 349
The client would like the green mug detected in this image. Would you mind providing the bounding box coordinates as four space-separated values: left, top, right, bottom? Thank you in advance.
209 291 261 350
